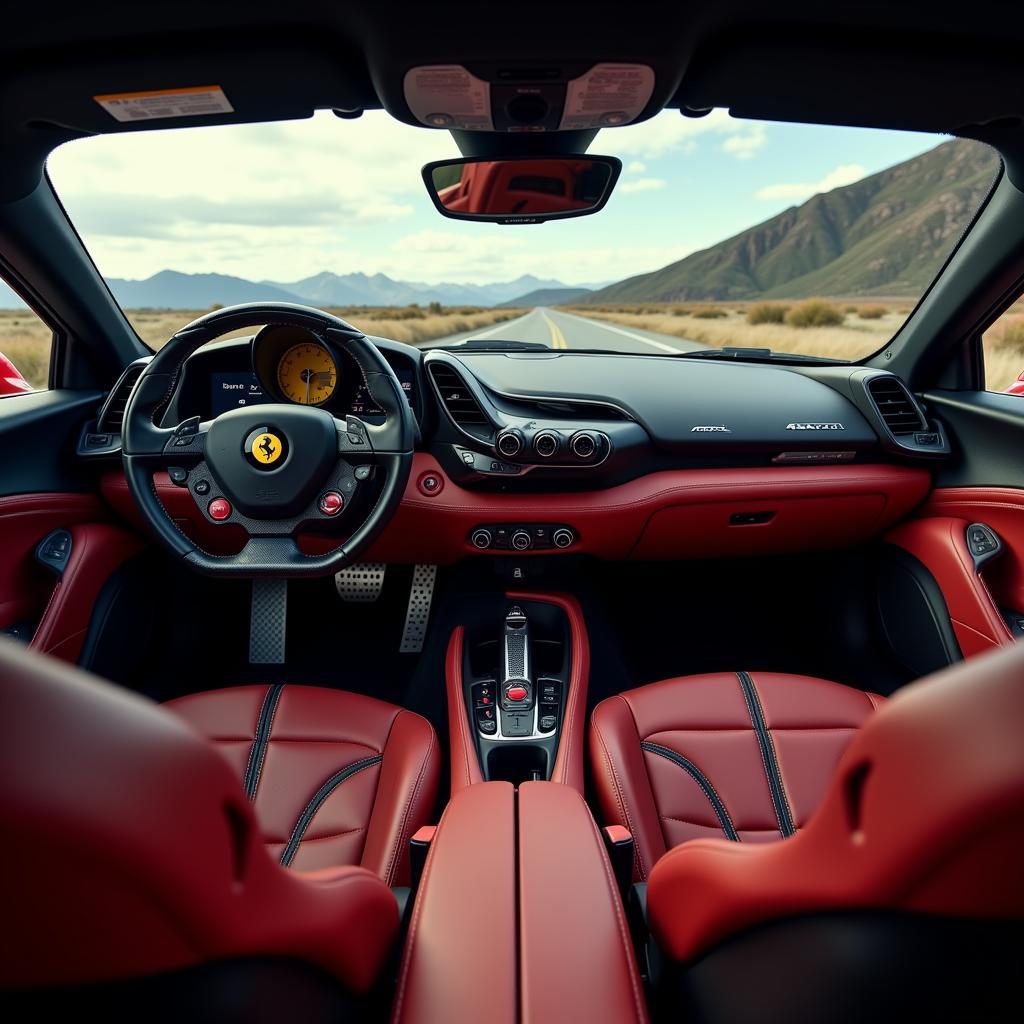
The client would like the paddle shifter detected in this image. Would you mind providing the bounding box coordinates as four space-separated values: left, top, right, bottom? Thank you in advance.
500 605 536 737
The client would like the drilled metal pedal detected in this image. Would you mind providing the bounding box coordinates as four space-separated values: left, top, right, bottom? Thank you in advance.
334 563 387 603
399 565 437 654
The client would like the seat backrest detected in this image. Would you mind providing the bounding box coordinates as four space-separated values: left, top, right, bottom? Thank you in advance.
0 640 397 997
646 641 1024 1021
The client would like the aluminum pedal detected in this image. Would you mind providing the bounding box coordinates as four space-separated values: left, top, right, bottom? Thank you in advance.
399 564 437 654
334 563 387 603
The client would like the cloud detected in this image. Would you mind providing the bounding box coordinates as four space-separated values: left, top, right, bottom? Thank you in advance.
754 163 867 202
721 124 767 160
605 109 769 161
619 178 666 194
626 160 647 174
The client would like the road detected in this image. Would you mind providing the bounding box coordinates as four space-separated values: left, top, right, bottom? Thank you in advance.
428 306 705 355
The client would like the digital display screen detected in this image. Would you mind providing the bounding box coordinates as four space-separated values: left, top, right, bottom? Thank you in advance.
210 372 268 416
350 369 415 420
209 367 415 420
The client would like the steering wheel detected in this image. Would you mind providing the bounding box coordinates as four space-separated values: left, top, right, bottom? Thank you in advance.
122 303 415 577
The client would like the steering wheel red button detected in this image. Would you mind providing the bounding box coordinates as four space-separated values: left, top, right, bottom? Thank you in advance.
319 491 344 516
208 498 232 521
506 685 528 702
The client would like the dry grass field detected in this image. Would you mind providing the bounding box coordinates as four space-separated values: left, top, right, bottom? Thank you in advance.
0 305 525 389
568 300 1024 391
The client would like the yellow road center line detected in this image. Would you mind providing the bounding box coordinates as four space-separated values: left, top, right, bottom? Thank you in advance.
542 313 568 349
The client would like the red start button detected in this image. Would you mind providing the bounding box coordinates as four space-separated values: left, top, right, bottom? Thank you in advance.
506 685 528 702
319 491 344 516
208 498 232 521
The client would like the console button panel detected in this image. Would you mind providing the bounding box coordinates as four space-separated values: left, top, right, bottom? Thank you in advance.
468 523 575 551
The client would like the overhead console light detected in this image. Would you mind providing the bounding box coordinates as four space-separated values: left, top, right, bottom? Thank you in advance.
403 63 655 133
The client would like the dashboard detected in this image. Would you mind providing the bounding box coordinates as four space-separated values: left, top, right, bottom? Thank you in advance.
95 323 951 564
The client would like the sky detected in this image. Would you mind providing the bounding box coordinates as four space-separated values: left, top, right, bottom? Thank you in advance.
46 109 946 287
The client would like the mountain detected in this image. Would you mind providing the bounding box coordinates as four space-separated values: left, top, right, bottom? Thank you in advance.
501 286 593 307
107 270 305 308
588 140 999 303
0 269 601 310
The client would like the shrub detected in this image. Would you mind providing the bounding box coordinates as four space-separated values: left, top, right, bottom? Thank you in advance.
845 305 858 313
858 305 888 319
785 299 845 328
691 306 728 319
671 306 691 316
1000 318 1024 351
746 303 788 325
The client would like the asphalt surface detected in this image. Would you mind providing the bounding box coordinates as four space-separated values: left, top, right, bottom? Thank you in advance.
427 306 706 355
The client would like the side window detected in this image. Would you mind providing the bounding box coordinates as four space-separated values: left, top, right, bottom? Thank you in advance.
0 276 51 397
982 300 1024 395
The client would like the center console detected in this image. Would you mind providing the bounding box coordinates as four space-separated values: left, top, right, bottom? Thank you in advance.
445 591 589 793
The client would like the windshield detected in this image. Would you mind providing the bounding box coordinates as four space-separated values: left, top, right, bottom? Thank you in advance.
41 111 996 361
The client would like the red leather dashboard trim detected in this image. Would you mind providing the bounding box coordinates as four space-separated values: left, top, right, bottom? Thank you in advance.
29 523 144 664
916 487 1024 613
518 782 648 1024
885 516 1014 658
392 782 517 1024
0 492 107 631
646 642 1024 964
100 458 931 563
507 591 589 794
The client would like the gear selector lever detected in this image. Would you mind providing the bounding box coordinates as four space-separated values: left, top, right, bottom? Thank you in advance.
500 606 536 735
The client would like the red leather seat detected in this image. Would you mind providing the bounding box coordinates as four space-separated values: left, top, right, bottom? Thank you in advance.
0 641 436 1008
643 644 1024 1023
167 684 439 885
590 671 882 879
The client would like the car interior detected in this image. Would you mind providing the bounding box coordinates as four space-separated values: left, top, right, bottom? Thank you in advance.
1 3 1023 1022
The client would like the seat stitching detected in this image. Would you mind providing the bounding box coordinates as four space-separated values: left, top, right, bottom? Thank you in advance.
273 826 365 845
747 673 797 835
250 684 284 801
659 814 779 834
736 672 794 838
640 741 739 842
243 685 275 799
382 716 436 887
279 756 383 867
646 725 861 734
593 706 648 880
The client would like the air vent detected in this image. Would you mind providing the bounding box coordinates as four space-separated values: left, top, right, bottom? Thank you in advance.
97 360 148 432
427 361 493 438
867 376 926 436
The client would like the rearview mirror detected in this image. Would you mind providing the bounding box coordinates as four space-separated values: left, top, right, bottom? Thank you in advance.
422 155 621 224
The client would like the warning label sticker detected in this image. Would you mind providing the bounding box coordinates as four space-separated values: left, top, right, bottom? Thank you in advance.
94 86 234 123
403 65 493 131
559 64 655 130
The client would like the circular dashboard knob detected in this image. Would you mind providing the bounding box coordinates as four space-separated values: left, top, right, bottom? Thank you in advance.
471 528 493 549
496 429 524 458
553 528 575 549
570 431 599 460
511 530 533 551
533 431 561 458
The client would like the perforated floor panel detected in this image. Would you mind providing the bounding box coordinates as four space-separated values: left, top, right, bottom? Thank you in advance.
399 564 437 654
334 564 387 603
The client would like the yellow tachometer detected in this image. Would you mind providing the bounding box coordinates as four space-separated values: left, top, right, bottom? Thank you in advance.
276 342 337 405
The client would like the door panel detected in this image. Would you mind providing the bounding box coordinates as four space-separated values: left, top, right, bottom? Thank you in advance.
0 387 142 664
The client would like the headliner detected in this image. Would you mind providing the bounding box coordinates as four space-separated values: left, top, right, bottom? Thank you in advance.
3 1 1024 200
